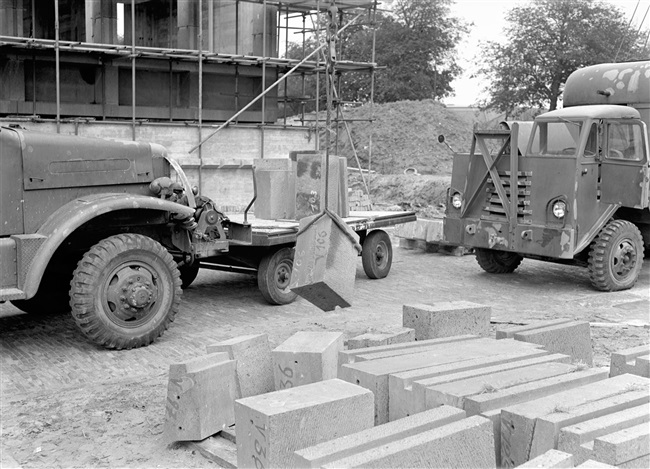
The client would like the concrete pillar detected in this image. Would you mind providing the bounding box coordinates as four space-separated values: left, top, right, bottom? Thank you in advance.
85 0 117 44
0 0 24 37
177 0 198 50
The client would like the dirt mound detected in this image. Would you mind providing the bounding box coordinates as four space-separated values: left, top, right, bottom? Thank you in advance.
335 99 475 176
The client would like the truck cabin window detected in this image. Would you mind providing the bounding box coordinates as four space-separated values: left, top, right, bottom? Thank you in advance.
607 123 644 161
529 121 582 156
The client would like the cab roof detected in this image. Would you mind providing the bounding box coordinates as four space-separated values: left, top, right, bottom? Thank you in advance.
537 104 641 121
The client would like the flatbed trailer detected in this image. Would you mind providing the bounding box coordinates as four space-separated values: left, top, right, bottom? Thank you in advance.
185 210 417 305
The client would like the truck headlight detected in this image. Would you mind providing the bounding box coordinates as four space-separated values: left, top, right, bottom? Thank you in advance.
451 193 463 209
552 201 567 219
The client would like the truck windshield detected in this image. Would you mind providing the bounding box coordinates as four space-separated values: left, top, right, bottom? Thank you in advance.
528 120 583 156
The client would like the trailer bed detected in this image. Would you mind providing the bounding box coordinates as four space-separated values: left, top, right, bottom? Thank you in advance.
227 210 417 246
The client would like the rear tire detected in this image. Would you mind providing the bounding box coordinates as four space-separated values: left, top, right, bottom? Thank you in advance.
257 247 298 305
588 220 644 291
362 230 393 279
70 233 181 350
475 248 523 273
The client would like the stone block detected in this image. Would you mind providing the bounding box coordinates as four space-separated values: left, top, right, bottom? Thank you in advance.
393 221 417 239
462 368 608 416
403 301 491 340
514 321 593 366
289 212 360 311
496 319 575 339
272 331 344 389
292 405 466 468
339 337 547 424
320 415 495 468
338 157 349 218
619 453 650 468
575 460 616 468
592 423 650 466
347 328 415 350
425 362 594 410
500 374 650 468
517 449 574 468
234 379 374 469
338 335 478 372
164 352 238 442
558 404 650 465
206 334 274 398
610 344 650 377
253 158 296 220
424 219 444 243
391 350 563 421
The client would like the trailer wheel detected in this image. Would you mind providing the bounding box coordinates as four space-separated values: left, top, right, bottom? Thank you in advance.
475 248 523 273
588 220 644 291
70 233 181 350
258 247 298 305
179 262 200 289
362 230 393 279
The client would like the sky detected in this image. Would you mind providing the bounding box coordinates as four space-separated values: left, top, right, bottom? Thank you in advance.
442 0 650 107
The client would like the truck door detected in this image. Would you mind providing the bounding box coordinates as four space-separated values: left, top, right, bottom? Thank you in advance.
600 120 649 209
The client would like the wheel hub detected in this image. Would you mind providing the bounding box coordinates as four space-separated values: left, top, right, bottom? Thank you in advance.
276 264 291 289
612 240 637 277
106 267 158 322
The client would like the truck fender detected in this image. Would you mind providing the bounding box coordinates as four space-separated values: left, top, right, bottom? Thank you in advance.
23 193 195 298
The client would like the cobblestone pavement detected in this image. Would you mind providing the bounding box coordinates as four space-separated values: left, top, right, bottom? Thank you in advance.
2 242 649 401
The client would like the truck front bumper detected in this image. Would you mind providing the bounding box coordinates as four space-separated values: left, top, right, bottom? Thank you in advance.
444 217 575 259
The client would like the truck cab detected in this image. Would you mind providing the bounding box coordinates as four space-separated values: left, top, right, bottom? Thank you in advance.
444 61 650 291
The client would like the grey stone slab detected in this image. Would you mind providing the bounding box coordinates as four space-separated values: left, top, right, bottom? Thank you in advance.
388 347 554 421
500 374 650 468
339 337 543 424
338 335 479 372
575 460 616 468
514 321 593 366
619 453 650 468
593 422 650 466
425 360 578 410
292 405 466 468
496 319 575 340
558 404 650 466
235 379 374 469
403 301 491 340
409 353 571 419
347 328 414 350
206 334 274 398
272 331 344 389
320 415 496 468
462 368 609 416
517 449 574 468
164 352 237 442
610 345 650 378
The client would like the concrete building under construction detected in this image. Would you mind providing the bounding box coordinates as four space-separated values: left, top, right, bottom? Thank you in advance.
0 0 377 208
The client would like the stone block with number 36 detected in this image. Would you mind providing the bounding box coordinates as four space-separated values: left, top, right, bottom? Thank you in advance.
272 331 344 390
290 212 360 311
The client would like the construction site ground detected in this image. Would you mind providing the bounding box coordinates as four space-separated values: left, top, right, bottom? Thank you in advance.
1 237 648 469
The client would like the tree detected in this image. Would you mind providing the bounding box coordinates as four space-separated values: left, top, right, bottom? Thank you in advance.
479 0 649 115
281 0 467 114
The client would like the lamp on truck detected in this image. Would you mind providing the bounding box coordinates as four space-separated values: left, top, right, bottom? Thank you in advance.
552 200 567 219
451 192 463 209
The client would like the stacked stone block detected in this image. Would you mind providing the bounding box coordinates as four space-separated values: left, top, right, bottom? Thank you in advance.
272 331 344 389
347 327 415 350
610 344 650 378
164 352 238 442
403 301 491 340
234 379 374 468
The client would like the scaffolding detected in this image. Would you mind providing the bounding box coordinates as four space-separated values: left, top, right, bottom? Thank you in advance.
0 0 378 192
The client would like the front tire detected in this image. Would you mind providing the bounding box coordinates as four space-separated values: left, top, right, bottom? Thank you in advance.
257 247 298 305
588 220 644 291
475 248 523 273
70 234 181 350
362 230 393 279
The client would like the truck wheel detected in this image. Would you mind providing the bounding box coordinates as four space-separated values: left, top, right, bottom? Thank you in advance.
475 248 523 273
70 233 181 350
258 247 298 305
588 220 644 292
179 262 200 289
362 230 392 279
